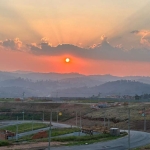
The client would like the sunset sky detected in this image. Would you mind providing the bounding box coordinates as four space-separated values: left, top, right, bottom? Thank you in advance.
1 0 150 76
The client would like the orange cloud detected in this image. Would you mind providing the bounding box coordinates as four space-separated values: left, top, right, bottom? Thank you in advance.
131 30 150 47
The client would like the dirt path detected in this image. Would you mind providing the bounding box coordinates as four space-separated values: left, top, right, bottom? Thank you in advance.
0 142 66 150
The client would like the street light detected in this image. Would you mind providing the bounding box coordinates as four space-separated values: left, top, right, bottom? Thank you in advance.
22 111 24 121
57 111 62 123
43 111 44 122
128 108 130 150
32 115 34 131
142 107 146 131
48 111 52 150
16 116 18 141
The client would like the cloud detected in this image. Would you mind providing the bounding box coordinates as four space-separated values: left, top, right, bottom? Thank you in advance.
41 37 49 43
140 33 150 46
26 36 150 62
101 35 108 41
130 30 140 34
1 38 22 50
1 36 150 62
29 42 84 56
131 30 150 47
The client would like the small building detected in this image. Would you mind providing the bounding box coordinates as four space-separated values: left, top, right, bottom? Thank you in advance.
0 130 15 140
98 102 108 108
110 128 120 136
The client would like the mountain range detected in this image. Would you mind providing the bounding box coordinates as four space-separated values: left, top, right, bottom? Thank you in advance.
0 71 150 98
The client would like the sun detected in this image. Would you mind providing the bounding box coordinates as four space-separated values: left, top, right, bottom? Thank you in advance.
65 58 70 63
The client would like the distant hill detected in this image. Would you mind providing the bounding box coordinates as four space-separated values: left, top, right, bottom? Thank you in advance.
91 80 150 96
0 71 150 98
0 71 16 81
0 77 102 98
88 74 121 82
52 80 150 97
0 71 84 81
1 71 150 83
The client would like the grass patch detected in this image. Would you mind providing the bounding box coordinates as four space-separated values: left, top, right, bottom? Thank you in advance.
17 129 127 147
51 128 80 137
52 133 127 145
17 128 80 142
0 140 10 146
0 122 48 133
18 128 79 142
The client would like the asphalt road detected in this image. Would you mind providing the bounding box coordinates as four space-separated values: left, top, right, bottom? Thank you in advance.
1 121 150 149
18 122 74 138
44 130 150 150
0 120 73 128
0 120 75 138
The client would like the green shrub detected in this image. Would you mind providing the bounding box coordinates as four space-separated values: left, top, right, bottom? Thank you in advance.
0 140 10 146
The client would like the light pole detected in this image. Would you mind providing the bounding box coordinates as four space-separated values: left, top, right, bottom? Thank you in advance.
79 111 82 136
76 111 78 126
43 111 44 122
108 114 110 129
143 107 146 131
16 116 18 141
57 111 58 123
22 111 24 121
48 111 52 150
32 115 34 131
80 111 82 130
58 111 62 123
22 92 25 101
104 111 106 127
128 108 130 150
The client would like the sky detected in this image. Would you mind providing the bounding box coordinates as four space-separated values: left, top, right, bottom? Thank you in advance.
1 0 150 76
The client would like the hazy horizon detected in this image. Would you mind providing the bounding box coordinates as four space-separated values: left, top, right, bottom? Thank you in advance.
1 70 150 78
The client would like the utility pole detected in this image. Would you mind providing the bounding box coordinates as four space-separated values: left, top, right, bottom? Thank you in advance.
79 111 82 136
144 107 146 131
22 92 25 101
57 111 58 123
76 111 77 126
104 110 106 127
48 111 52 150
16 116 18 141
128 108 130 150
22 111 24 121
43 111 44 122
108 114 110 129
32 115 34 131
51 111 53 122
80 111 82 130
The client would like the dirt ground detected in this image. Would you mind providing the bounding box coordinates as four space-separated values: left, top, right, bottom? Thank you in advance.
0 142 67 150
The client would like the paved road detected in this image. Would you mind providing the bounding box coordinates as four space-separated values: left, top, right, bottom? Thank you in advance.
44 130 150 150
17 122 74 138
0 120 73 128
1 121 150 149
0 120 75 138
0 120 32 128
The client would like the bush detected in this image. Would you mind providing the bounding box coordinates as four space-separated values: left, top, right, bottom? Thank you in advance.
52 134 111 142
0 140 10 146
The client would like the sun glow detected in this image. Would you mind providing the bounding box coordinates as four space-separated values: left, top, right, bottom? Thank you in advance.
65 58 70 63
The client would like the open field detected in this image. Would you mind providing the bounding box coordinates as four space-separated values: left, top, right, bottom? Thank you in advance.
0 100 150 149
0 122 48 133
0 101 150 131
